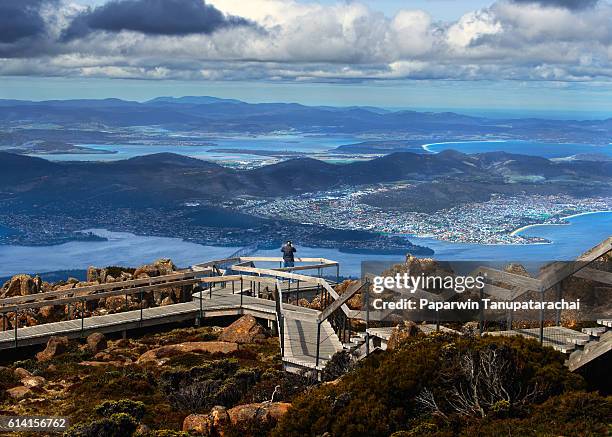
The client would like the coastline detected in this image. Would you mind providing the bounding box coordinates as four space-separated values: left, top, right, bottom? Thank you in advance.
421 139 508 153
510 210 612 236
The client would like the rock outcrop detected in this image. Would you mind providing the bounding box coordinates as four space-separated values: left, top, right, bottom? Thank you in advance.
182 403 289 436
0 274 42 298
86 332 107 353
218 315 267 344
227 402 291 425
137 341 238 366
36 336 70 362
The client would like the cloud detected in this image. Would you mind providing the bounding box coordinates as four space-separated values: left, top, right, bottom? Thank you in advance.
0 0 52 43
510 0 599 10
2 0 612 84
62 0 252 40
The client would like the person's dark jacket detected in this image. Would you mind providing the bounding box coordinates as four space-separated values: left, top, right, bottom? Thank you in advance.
281 244 296 262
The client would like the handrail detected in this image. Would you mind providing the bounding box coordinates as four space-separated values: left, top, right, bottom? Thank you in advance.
274 279 285 357
0 270 203 307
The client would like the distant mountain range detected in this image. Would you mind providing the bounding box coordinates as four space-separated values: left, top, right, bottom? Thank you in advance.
1 150 609 210
1 96 611 144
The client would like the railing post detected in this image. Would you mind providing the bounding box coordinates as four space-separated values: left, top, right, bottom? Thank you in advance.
14 310 18 348
287 279 291 304
199 287 203 320
280 314 285 357
232 280 235 295
478 274 484 336
81 299 85 336
315 321 321 369
539 289 545 345
365 281 370 356
240 277 243 308
140 291 144 325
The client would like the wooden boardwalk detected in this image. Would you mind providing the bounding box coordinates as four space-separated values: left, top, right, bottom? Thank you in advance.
0 258 346 372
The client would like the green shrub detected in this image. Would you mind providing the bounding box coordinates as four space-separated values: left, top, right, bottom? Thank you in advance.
64 413 138 437
321 350 355 382
158 360 259 413
95 399 146 421
273 335 595 437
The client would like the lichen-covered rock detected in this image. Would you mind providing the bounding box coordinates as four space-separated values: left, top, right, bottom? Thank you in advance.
13 368 32 379
20 375 46 389
36 336 70 362
136 341 238 366
6 386 32 399
86 332 107 353
1 274 41 298
182 414 212 435
218 315 267 344
227 402 291 425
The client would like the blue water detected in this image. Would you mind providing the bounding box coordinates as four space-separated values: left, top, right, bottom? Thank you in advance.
424 140 612 159
0 225 16 237
27 134 359 163
0 212 609 278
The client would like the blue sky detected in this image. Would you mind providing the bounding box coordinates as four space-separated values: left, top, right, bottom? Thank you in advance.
1 0 611 113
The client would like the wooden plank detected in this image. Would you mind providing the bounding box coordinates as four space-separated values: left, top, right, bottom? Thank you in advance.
318 281 363 322
572 267 612 285
0 271 200 306
539 237 612 291
477 267 541 291
3 278 200 312
482 284 525 301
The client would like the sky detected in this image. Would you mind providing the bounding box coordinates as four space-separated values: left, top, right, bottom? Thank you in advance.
1 0 612 112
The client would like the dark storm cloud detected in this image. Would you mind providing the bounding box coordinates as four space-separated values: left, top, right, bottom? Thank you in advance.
510 0 599 9
62 0 253 41
0 0 51 43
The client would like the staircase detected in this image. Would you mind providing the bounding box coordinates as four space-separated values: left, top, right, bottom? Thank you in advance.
566 319 612 371
282 313 344 373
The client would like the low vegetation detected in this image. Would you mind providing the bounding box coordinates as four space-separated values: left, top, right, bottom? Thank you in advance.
274 334 610 437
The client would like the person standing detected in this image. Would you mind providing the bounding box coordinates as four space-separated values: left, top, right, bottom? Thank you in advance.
281 240 297 268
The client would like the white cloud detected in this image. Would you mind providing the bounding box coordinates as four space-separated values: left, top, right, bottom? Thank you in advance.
2 0 612 83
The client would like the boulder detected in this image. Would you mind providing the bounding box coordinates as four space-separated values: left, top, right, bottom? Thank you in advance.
210 406 230 431
36 336 70 362
87 266 101 283
134 258 176 279
154 258 176 275
104 296 129 312
13 368 32 379
79 360 124 367
137 341 238 366
1 274 40 298
20 376 46 389
182 414 212 435
6 386 32 399
160 296 174 306
86 332 107 353
218 315 267 344
227 402 291 425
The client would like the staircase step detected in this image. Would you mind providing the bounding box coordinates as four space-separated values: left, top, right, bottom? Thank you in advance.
567 337 589 346
582 327 607 337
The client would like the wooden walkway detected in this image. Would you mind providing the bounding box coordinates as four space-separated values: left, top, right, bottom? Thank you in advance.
0 258 346 372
